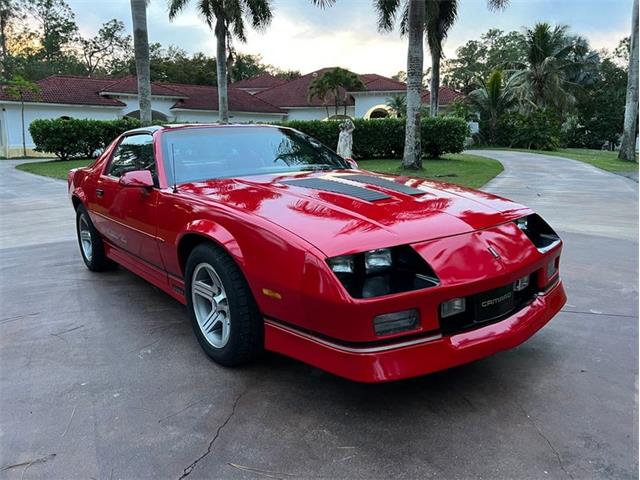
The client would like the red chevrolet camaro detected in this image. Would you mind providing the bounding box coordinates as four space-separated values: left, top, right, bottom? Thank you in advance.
68 124 566 382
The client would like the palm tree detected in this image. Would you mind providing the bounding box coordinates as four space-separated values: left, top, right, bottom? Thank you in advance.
510 23 582 113
386 94 407 118
169 0 273 124
468 69 515 144
307 67 365 117
619 0 638 162
424 0 456 117
130 0 152 126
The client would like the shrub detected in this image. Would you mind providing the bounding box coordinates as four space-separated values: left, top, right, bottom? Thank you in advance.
29 117 140 160
282 116 468 159
492 109 561 150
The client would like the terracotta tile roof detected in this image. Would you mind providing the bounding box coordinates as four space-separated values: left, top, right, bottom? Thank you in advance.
421 86 464 105
230 73 288 90
255 68 407 108
359 74 406 91
165 83 284 113
101 75 186 97
0 75 126 106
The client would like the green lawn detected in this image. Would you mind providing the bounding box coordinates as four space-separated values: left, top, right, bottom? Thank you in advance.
16 158 93 180
359 153 503 189
482 147 638 173
16 153 503 189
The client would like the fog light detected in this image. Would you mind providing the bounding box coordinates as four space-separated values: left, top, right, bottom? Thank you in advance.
364 248 392 273
514 275 530 292
374 309 419 336
441 297 466 318
547 259 558 279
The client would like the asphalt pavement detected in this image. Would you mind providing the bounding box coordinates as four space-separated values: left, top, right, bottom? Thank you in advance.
0 152 637 479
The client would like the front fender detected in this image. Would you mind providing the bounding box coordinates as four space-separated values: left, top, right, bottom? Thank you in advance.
177 219 245 267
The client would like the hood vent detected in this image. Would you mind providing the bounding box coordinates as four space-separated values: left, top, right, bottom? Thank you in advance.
282 178 391 202
342 174 425 196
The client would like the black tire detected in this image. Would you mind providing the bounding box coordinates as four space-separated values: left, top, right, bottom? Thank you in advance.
75 204 115 272
185 243 264 366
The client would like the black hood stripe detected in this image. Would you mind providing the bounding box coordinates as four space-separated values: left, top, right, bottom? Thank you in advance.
342 174 425 196
282 178 391 202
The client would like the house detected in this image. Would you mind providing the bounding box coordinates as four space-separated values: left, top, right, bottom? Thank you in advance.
0 70 464 158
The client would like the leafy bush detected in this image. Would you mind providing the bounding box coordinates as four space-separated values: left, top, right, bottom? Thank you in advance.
282 116 468 159
29 117 140 160
493 109 561 150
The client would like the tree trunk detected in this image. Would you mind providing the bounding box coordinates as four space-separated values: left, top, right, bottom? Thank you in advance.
0 10 8 77
130 0 152 126
619 0 639 162
215 17 229 123
20 98 26 157
402 0 425 169
429 45 440 117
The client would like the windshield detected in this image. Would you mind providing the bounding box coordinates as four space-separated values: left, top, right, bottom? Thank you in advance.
161 126 349 184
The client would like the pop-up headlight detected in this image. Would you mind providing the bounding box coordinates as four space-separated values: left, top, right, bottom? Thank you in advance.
364 248 392 273
327 255 354 274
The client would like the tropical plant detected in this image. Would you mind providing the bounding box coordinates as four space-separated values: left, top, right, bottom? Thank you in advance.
510 23 595 114
468 69 515 144
307 67 365 117
619 0 638 162
168 0 273 124
4 75 40 156
130 0 151 126
386 95 407 118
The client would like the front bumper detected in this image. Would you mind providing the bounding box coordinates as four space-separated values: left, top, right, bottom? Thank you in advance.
264 280 566 383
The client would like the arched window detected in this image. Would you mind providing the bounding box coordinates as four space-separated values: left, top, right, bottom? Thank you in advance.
363 105 392 119
59 116 72 120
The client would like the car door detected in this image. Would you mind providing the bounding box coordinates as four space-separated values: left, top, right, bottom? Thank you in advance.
90 133 165 269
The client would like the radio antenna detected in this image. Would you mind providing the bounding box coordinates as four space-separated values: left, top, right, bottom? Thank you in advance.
170 143 178 193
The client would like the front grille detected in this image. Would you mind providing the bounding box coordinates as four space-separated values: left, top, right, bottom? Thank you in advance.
439 274 538 335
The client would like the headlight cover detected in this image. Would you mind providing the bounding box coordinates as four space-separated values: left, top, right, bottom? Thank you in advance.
515 214 560 253
326 245 439 299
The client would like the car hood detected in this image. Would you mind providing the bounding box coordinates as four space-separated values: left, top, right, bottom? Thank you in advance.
180 170 530 257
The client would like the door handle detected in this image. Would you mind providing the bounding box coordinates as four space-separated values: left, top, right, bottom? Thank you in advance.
96 188 104 198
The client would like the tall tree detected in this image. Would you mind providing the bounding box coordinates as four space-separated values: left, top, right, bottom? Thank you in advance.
4 75 40 156
80 19 131 77
0 0 14 77
307 67 364 116
618 0 639 162
169 0 273 124
130 0 152 126
510 23 593 114
424 0 457 116
22 0 78 63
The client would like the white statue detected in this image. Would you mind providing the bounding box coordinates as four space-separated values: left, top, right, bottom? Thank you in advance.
336 119 355 159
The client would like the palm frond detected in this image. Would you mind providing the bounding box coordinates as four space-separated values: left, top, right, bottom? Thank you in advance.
168 0 192 20
374 0 402 32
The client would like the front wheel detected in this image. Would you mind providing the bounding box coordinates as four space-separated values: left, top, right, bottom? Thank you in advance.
75 205 114 272
185 243 263 366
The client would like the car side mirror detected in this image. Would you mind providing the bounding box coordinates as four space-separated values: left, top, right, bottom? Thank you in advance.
345 158 358 169
119 170 154 188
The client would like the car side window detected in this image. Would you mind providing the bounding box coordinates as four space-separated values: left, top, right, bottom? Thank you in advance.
107 134 156 180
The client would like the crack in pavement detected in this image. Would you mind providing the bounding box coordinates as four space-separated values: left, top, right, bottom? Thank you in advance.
561 309 636 318
178 390 247 479
514 400 574 480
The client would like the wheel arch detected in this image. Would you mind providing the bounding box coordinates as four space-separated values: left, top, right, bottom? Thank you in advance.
176 221 245 277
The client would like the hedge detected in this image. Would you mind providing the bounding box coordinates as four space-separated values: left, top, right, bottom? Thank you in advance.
29 116 469 160
282 116 469 159
29 117 141 160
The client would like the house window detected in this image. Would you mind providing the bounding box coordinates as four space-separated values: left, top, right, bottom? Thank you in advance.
59 116 72 120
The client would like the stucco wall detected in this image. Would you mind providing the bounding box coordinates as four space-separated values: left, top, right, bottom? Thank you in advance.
0 103 120 158
352 92 400 118
173 110 285 123
116 95 179 121
286 106 356 121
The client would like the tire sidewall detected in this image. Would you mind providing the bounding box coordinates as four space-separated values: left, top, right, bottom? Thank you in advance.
76 206 96 270
185 244 256 365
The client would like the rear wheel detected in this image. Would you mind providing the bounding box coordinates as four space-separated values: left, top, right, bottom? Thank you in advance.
75 205 114 271
185 243 263 366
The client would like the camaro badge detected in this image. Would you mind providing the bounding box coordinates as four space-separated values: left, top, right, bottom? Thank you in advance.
488 246 500 259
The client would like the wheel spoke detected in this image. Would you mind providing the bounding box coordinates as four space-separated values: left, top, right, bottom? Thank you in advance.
202 310 221 332
193 280 214 302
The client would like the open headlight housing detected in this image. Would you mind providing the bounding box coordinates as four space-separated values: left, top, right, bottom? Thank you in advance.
515 214 561 253
326 245 439 299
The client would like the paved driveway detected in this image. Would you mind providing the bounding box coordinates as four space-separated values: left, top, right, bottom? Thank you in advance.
1 153 637 479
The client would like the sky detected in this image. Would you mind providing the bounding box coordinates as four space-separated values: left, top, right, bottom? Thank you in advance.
67 0 633 76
